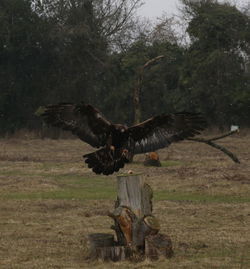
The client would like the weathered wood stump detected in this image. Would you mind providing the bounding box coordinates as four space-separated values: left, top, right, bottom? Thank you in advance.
145 234 174 260
88 174 173 261
143 152 161 167
88 233 132 261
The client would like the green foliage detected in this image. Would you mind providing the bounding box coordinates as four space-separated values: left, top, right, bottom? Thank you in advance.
186 0 250 52
0 0 109 133
0 0 57 133
100 39 184 124
178 0 250 127
0 0 250 134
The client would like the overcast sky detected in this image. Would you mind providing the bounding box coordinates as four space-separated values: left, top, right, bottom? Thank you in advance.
137 0 250 20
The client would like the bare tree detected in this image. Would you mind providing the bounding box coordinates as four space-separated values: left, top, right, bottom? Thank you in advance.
93 0 143 49
149 15 179 44
133 55 165 124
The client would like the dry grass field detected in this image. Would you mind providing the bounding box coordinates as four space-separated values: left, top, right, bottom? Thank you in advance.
0 134 250 268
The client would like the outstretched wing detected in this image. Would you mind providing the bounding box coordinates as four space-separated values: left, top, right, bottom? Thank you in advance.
41 102 112 148
128 112 206 154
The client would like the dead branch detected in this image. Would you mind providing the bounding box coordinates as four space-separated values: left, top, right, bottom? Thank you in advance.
187 130 240 163
143 55 165 69
97 0 142 38
133 55 165 124
132 56 240 164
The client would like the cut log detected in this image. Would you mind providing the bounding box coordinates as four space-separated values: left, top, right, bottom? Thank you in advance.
88 174 173 262
88 233 114 260
88 233 114 248
144 215 160 235
109 206 135 245
143 152 161 167
110 174 161 249
145 234 174 260
116 174 152 217
117 174 144 217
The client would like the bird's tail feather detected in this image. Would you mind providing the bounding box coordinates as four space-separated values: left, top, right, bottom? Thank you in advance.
83 148 129 175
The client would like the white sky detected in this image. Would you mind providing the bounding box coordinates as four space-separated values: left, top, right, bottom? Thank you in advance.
138 0 182 19
137 0 250 20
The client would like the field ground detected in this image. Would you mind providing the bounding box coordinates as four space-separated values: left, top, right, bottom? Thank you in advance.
0 134 250 268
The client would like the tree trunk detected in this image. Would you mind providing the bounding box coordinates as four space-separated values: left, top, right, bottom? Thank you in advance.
110 174 173 258
88 174 173 261
133 55 165 125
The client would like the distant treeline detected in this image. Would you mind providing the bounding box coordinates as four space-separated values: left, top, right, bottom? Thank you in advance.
1 0 250 135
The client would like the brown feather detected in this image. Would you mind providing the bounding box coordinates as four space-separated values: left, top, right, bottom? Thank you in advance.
128 112 206 154
41 102 111 148
40 101 206 175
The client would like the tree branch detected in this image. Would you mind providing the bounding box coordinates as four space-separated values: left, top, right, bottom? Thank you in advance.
132 54 240 164
187 130 240 163
133 55 165 124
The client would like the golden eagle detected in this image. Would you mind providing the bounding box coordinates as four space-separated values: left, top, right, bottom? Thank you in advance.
41 102 206 175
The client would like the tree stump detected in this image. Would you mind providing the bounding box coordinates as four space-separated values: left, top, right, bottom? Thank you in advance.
88 173 173 261
143 152 161 167
88 233 114 261
145 234 174 260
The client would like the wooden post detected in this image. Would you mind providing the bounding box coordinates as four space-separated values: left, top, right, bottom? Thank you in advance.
117 174 152 217
88 173 173 261
111 174 155 247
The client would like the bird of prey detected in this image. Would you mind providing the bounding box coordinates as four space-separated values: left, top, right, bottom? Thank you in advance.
41 102 206 175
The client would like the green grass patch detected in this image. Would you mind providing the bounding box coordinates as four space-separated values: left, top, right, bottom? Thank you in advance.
0 170 32 177
1 164 249 203
2 186 250 203
52 174 116 188
0 176 117 200
1 188 116 200
155 190 250 203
